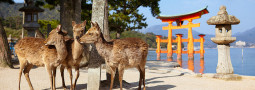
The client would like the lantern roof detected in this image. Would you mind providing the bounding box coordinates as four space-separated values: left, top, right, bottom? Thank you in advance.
157 6 209 21
19 5 44 12
207 6 240 25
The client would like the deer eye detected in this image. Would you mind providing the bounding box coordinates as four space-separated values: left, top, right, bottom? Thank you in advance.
88 33 93 35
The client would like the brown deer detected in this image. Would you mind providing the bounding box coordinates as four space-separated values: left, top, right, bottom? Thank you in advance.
58 20 88 90
15 25 68 90
79 22 148 90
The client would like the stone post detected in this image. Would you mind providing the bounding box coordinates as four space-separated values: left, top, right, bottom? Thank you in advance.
207 5 241 80
87 0 106 89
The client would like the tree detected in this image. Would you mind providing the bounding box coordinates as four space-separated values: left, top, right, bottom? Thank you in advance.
81 0 92 31
42 0 93 37
3 16 22 29
108 0 160 38
44 0 160 38
0 0 14 68
38 19 60 37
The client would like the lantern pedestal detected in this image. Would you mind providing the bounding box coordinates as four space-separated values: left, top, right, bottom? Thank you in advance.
213 74 242 81
212 45 242 80
216 44 233 74
27 29 36 37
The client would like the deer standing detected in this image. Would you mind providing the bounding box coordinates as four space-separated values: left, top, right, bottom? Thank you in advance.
79 22 148 90
58 20 88 90
15 25 68 90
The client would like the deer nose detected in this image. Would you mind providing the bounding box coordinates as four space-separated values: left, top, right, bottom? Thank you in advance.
76 36 81 42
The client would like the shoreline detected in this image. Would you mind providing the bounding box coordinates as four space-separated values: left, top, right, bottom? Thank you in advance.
149 47 255 51
0 61 255 90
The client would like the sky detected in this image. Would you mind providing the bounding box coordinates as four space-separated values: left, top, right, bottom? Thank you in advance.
14 0 255 34
138 0 255 34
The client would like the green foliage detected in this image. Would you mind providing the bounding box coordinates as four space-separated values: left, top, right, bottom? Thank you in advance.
81 0 92 31
4 28 27 39
0 0 14 4
35 0 45 7
0 3 60 20
38 19 60 37
43 0 59 10
108 0 161 34
2 16 22 29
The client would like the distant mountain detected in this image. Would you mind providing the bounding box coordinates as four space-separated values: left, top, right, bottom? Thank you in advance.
141 24 216 48
0 3 60 20
234 27 255 43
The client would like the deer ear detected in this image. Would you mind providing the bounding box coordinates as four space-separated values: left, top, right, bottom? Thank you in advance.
91 22 94 26
62 30 68 36
72 21 76 26
82 20 87 26
95 22 99 27
56 25 61 33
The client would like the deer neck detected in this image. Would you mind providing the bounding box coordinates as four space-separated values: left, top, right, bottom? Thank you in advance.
94 34 113 58
55 40 68 61
72 39 83 60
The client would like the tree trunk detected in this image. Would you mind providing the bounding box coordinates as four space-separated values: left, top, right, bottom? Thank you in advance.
103 0 110 41
60 0 81 37
0 19 13 68
60 0 73 37
73 0 81 23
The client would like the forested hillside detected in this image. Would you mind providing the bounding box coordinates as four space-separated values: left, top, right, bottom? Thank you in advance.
0 2 59 20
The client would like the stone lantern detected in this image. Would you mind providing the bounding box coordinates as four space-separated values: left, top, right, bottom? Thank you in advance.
19 0 44 37
207 6 241 80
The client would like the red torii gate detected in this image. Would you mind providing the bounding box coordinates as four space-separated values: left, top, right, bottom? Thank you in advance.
156 6 209 60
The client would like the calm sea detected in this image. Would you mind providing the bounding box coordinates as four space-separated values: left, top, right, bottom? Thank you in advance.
147 48 255 76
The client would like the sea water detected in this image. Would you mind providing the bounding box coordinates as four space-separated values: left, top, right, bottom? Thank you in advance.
147 48 255 76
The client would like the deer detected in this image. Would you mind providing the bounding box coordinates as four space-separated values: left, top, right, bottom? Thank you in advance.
58 20 88 90
79 22 148 90
15 25 68 90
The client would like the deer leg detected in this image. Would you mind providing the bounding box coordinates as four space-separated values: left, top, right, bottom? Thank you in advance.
137 66 143 90
23 64 34 90
67 67 73 90
118 67 124 90
52 67 57 90
110 66 116 90
18 60 26 90
74 66 80 90
140 66 146 90
46 65 53 90
60 65 67 89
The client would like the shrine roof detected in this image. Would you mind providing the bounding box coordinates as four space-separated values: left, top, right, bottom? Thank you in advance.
157 6 209 20
19 6 44 12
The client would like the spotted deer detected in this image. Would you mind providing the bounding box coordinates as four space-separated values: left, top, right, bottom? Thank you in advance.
79 22 148 90
57 20 89 90
15 25 68 90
